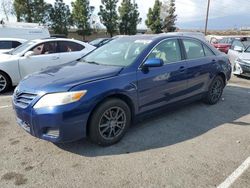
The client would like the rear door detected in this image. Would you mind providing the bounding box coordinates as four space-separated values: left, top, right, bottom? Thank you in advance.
19 41 60 79
181 38 215 96
58 41 85 63
137 38 188 113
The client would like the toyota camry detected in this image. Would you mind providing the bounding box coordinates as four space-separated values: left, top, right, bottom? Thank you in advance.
12 34 232 146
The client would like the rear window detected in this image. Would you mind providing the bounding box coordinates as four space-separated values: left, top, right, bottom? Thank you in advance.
203 44 215 56
59 41 85 52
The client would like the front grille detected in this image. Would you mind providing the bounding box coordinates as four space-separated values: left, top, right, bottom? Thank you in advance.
14 92 37 108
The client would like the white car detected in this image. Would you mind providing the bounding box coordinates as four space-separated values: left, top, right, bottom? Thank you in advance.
231 46 250 76
0 38 27 54
227 38 250 76
0 38 96 93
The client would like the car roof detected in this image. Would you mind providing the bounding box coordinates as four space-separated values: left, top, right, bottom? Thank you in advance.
31 38 85 44
115 33 206 41
0 38 27 42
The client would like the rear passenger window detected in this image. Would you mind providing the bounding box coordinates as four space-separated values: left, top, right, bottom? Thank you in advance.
0 41 12 49
147 39 182 64
183 39 205 59
59 41 85 52
203 45 215 56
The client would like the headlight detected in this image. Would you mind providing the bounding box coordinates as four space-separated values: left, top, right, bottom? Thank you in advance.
33 90 87 109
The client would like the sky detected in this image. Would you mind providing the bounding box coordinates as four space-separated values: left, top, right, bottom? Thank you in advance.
1 0 250 30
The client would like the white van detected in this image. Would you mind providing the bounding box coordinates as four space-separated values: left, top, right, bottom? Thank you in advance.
0 22 50 40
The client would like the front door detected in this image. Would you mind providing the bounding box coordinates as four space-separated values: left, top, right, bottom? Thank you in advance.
19 41 60 79
137 39 188 113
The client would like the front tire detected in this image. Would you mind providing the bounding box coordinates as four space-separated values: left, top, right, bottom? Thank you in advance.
89 98 131 146
204 76 224 105
0 71 11 94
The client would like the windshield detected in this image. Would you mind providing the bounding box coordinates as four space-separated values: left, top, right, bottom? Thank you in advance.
245 46 250 53
11 41 37 55
242 41 250 48
82 37 152 66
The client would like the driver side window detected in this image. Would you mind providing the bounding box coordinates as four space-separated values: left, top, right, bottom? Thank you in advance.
147 39 182 64
30 42 57 56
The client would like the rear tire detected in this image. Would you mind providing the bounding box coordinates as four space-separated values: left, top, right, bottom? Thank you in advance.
0 71 11 94
89 98 131 146
204 76 224 105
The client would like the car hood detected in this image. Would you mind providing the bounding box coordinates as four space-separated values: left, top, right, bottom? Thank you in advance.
18 61 123 93
238 53 250 64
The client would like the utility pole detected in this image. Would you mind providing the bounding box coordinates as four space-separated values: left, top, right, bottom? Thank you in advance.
204 0 210 35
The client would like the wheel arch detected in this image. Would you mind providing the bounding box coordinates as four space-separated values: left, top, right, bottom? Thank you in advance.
217 72 226 87
86 93 135 136
0 69 13 86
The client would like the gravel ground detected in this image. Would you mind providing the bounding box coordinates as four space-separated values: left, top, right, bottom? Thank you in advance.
0 76 249 188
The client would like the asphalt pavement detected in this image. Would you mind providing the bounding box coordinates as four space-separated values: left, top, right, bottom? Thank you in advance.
0 76 249 188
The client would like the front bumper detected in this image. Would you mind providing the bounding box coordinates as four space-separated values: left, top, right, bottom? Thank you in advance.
13 102 90 143
233 61 250 76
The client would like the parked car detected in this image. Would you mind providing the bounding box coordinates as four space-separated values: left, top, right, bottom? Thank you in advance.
232 45 250 76
89 38 112 48
12 35 231 146
206 35 224 44
0 38 27 54
212 37 235 54
228 37 250 66
0 38 96 93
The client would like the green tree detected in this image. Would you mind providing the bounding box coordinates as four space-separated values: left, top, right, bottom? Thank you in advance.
118 0 141 35
163 0 177 32
71 0 91 40
13 0 51 23
145 0 162 34
98 0 118 37
0 0 15 21
49 0 71 35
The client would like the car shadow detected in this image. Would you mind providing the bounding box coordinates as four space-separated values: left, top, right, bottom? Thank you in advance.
0 87 15 96
56 85 249 157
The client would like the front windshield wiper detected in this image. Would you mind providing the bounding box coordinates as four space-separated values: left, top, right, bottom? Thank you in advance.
83 60 100 65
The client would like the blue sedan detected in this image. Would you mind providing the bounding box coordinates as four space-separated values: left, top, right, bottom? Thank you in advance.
12 34 231 146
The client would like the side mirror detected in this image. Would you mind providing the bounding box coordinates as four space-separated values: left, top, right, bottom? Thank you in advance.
142 58 164 69
24 51 35 58
234 46 243 52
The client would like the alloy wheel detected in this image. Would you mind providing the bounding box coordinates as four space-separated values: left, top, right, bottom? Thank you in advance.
0 74 7 92
98 106 127 140
210 79 223 103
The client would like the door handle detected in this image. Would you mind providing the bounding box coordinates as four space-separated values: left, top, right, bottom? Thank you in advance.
179 66 186 72
52 56 59 60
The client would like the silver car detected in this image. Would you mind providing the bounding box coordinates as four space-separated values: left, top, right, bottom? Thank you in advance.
228 38 250 76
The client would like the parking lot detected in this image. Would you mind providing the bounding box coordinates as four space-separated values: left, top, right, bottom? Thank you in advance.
0 75 249 188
